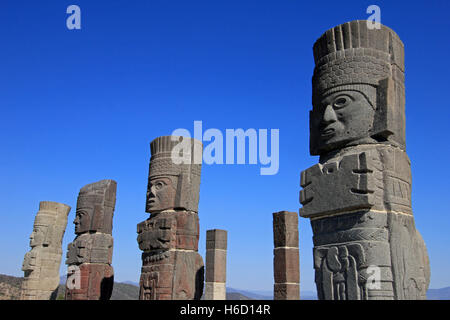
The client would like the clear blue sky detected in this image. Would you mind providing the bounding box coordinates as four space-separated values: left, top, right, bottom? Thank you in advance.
1 0 449 293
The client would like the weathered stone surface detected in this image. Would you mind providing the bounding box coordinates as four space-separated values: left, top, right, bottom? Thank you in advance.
204 282 226 300
139 257 174 300
205 250 227 283
300 21 430 300
146 136 202 214
21 201 70 300
311 211 394 300
66 233 113 265
300 152 376 218
173 250 204 300
65 179 117 300
388 213 430 300
137 212 177 252
74 179 117 235
137 211 200 252
206 229 227 250
273 248 300 284
204 229 227 300
138 136 204 300
274 283 300 301
273 211 299 300
301 145 413 219
273 211 299 248
139 250 204 300
65 264 114 300
310 20 406 155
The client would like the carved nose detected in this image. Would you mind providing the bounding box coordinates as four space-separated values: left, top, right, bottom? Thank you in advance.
322 105 337 124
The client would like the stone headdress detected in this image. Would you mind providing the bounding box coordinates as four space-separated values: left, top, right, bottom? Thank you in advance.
31 201 70 248
76 179 117 234
311 20 406 155
147 136 202 213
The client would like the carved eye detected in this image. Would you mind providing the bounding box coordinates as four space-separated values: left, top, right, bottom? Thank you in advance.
333 96 349 109
155 181 165 190
76 210 87 218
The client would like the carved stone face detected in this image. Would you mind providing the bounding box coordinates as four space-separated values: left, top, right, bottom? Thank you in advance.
311 90 375 154
22 251 37 272
29 225 48 247
73 204 93 234
146 176 177 213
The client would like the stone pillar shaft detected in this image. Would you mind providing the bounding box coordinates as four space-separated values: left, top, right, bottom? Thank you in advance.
205 229 227 300
273 211 300 300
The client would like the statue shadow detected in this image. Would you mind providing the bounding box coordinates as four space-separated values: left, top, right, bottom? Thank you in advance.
100 275 114 300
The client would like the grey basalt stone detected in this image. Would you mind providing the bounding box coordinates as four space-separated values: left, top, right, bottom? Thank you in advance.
204 229 227 300
65 179 117 300
21 201 71 300
273 211 300 300
146 136 202 214
137 136 204 300
66 233 113 265
299 21 430 300
310 20 406 156
300 151 376 219
74 179 117 235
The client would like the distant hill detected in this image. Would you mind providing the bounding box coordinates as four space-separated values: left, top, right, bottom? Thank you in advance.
226 288 318 300
53 282 140 300
2 274 449 300
0 274 23 300
226 292 253 300
227 287 272 300
0 274 140 300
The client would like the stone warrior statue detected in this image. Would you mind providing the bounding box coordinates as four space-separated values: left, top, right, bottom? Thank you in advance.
299 20 430 300
65 179 117 300
21 201 71 300
137 136 204 300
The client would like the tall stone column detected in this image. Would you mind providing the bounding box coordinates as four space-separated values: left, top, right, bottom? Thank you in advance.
204 229 227 300
299 20 430 300
65 179 117 300
21 201 71 300
137 136 204 300
273 211 299 300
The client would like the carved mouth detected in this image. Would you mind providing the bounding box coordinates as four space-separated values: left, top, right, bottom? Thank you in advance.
320 127 335 137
